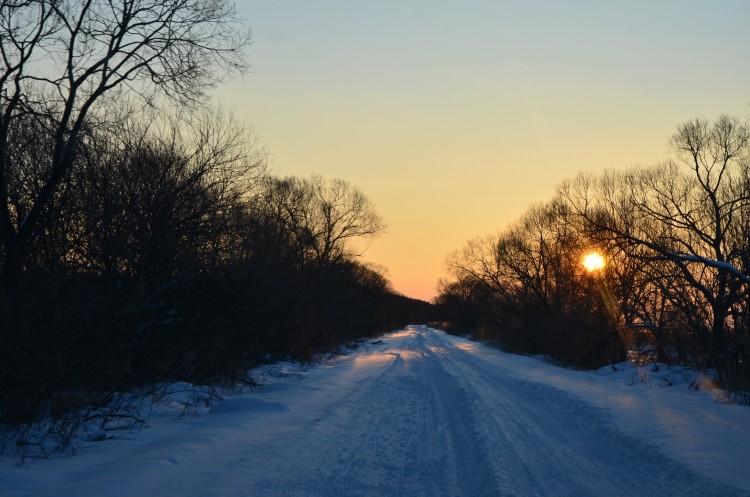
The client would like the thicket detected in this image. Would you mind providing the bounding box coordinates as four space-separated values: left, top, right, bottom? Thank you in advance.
0 110 434 430
438 114 750 392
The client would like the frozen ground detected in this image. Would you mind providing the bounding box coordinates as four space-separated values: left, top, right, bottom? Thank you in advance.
2 326 749 496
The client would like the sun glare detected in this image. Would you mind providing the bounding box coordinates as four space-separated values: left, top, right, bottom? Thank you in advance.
582 252 605 272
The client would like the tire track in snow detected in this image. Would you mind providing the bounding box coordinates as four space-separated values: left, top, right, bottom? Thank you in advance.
426 329 746 497
251 327 746 496
6 327 746 496
249 331 503 496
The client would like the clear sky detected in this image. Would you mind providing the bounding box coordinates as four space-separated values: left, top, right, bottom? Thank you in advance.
217 1 750 301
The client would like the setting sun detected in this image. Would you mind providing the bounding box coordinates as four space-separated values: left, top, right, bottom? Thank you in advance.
582 252 605 272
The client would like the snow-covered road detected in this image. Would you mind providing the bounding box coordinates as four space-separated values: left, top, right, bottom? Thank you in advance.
3 326 749 496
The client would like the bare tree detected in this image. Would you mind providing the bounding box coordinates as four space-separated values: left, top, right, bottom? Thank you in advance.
0 0 249 286
559 115 750 372
253 174 386 273
68 107 265 281
304 174 386 270
444 200 624 367
447 202 589 316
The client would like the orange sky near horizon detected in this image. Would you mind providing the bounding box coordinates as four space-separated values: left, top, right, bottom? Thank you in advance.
218 1 750 301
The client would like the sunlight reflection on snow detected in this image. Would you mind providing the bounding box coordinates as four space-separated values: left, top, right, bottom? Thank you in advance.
388 330 413 339
353 353 395 369
352 349 425 370
395 350 426 361
454 342 479 353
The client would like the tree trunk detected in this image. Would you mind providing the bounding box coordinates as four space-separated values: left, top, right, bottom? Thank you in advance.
1 231 26 291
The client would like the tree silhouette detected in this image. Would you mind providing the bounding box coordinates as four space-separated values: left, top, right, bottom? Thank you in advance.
0 0 249 286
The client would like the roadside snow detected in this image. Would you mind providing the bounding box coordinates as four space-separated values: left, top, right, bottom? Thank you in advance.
1 326 748 496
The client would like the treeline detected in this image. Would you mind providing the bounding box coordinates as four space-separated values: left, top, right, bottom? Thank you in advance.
438 114 750 391
0 0 434 430
0 109 433 426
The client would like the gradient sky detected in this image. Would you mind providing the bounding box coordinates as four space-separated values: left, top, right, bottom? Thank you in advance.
217 1 750 301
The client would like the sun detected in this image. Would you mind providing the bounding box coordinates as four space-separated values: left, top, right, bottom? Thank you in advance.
582 252 605 272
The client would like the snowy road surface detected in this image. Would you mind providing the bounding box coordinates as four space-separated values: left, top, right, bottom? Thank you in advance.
3 326 750 496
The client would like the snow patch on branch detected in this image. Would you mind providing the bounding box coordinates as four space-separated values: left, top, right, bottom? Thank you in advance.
671 252 750 284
